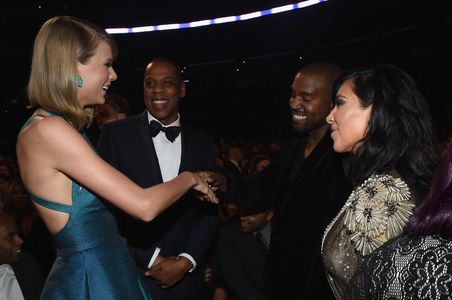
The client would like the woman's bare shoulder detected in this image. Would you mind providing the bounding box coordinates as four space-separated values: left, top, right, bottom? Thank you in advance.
18 115 79 149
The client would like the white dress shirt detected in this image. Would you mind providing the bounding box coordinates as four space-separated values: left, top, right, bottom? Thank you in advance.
146 112 196 271
0 264 24 300
148 113 182 182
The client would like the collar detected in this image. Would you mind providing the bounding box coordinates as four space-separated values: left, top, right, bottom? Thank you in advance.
229 159 242 171
256 222 272 244
147 111 181 127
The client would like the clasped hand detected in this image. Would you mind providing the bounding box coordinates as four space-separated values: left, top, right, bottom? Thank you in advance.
193 171 227 204
197 171 227 193
145 256 192 289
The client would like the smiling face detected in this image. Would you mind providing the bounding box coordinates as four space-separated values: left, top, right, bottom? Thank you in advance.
143 61 185 125
95 103 119 129
10 183 30 210
326 79 372 153
0 214 23 264
289 72 333 136
239 210 273 234
255 159 270 173
77 41 117 107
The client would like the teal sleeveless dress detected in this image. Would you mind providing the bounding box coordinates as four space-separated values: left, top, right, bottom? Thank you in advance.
21 113 152 300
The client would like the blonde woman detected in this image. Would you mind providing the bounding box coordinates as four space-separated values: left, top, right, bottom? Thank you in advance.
17 16 217 299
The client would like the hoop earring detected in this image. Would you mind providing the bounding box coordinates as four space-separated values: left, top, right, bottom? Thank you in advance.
76 74 84 88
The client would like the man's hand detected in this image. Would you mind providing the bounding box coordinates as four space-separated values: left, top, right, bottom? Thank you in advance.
197 171 227 193
145 256 193 289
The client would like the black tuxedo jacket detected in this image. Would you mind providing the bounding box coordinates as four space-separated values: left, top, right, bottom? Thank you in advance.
222 159 242 176
13 250 48 300
216 220 268 300
227 133 352 300
97 111 218 298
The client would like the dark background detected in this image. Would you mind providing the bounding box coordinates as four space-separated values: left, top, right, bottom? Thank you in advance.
2 0 452 150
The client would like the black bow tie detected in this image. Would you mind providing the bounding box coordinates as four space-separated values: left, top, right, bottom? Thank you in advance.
149 120 181 142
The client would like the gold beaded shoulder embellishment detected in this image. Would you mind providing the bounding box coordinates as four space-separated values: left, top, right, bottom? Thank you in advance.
343 174 414 256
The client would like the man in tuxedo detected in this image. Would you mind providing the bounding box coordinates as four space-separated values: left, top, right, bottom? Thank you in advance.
209 62 352 299
216 179 273 300
98 57 218 299
0 211 42 300
222 146 243 175
0 212 23 300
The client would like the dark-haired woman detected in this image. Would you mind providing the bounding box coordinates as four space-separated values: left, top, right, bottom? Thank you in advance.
321 64 438 299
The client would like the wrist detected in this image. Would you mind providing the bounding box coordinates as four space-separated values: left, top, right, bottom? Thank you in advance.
181 171 197 188
177 256 194 272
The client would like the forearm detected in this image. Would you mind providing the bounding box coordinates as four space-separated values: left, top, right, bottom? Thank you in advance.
142 171 197 220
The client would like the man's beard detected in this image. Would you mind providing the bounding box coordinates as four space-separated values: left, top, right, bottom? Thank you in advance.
292 122 310 136
292 118 328 136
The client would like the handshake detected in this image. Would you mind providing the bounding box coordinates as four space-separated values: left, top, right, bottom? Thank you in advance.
192 171 227 204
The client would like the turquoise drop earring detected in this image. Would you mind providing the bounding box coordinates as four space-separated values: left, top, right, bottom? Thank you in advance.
76 74 84 88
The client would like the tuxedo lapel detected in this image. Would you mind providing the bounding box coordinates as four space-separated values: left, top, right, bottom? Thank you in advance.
297 133 333 176
178 121 190 173
273 138 302 192
137 112 164 183
273 133 333 223
290 134 332 180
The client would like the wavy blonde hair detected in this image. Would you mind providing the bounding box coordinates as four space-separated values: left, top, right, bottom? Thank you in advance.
28 16 118 130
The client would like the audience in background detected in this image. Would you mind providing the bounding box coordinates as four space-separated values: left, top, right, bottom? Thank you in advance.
4 179 56 281
223 146 244 175
216 178 274 300
204 147 273 300
86 93 131 145
0 211 24 300
0 175 11 210
95 93 130 129
0 162 12 178
247 154 271 175
3 180 38 239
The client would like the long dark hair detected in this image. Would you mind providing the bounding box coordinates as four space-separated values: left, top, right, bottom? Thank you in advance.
405 140 452 238
335 64 438 201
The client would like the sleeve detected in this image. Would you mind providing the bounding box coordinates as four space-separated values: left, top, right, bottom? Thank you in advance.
216 225 266 300
130 246 161 270
150 131 219 269
97 124 119 167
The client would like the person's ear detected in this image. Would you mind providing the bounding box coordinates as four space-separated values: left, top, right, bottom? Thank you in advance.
179 81 186 98
266 211 274 222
